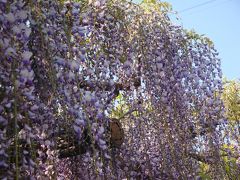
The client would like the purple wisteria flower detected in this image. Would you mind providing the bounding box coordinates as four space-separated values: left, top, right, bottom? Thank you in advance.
0 0 237 179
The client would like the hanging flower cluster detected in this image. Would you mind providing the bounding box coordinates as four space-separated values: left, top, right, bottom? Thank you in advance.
0 0 238 179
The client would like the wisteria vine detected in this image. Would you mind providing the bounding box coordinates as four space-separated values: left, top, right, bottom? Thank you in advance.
0 0 239 179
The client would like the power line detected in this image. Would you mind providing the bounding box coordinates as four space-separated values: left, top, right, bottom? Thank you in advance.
182 0 233 15
179 0 218 13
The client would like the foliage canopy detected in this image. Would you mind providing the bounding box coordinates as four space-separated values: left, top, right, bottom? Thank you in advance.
0 0 239 179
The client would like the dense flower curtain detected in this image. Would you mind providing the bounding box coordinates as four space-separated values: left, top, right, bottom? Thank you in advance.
0 0 238 179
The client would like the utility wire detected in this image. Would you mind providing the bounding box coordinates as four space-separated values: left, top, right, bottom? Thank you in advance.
183 0 233 15
179 0 218 13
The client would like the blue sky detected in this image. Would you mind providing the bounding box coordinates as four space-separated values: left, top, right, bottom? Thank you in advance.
133 0 240 80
